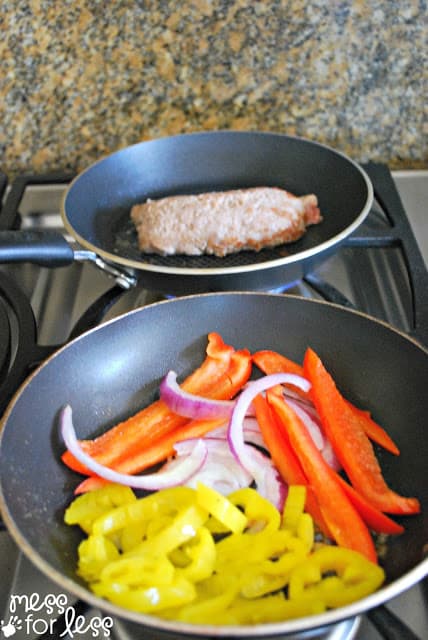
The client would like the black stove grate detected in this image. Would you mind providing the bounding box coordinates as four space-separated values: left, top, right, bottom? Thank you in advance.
346 163 427 344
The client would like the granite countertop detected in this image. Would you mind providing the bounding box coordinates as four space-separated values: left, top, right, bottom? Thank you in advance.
0 1 426 179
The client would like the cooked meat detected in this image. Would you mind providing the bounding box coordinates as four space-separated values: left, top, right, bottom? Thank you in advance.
130 186 322 257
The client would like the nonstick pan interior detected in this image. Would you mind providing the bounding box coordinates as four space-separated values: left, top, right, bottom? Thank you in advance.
0 293 426 638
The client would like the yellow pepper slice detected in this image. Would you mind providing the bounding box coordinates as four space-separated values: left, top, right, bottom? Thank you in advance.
131 504 208 557
288 545 385 608
92 576 196 613
215 528 301 571
120 521 146 552
211 592 326 625
169 576 241 623
65 484 136 534
196 482 248 533
282 485 307 532
296 513 314 553
100 553 175 587
228 487 281 533
77 534 120 582
174 526 216 582
92 486 195 537
240 569 290 599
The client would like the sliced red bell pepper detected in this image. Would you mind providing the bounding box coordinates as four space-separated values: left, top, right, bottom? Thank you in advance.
62 332 238 472
253 349 400 455
62 335 252 487
345 401 400 455
267 390 378 563
303 347 420 515
72 415 227 494
206 348 252 400
74 476 108 494
253 350 305 377
335 475 404 535
253 393 330 537
252 350 310 400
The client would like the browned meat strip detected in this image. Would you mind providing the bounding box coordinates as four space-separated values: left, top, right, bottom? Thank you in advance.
130 186 322 257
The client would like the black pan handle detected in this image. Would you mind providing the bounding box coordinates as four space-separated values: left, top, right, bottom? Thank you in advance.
0 230 75 267
367 604 422 640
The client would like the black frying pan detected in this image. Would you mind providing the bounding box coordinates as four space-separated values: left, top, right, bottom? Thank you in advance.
0 293 427 639
0 131 373 294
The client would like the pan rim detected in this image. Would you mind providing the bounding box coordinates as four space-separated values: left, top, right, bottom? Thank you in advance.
0 292 426 637
60 130 374 277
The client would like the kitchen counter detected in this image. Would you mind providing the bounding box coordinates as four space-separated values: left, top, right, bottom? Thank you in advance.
0 1 426 178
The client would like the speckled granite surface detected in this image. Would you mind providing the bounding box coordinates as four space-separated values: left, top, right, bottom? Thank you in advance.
0 0 426 179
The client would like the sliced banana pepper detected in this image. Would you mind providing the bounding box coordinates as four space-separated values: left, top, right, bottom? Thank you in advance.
67 482 385 623
288 545 385 608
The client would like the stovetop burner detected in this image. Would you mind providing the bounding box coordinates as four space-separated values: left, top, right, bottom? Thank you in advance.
0 165 427 640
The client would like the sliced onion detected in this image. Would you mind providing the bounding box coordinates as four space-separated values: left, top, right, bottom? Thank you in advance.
159 371 235 419
283 395 341 470
228 373 311 474
283 387 319 418
60 405 207 490
167 437 253 495
208 418 267 450
284 397 341 471
320 439 342 471
243 443 287 511
285 398 325 450
243 417 268 450
228 373 310 509
205 424 228 439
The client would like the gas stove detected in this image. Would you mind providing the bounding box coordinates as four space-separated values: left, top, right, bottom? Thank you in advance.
0 166 427 640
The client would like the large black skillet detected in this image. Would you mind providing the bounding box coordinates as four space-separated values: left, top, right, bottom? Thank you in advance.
0 131 373 294
0 293 427 639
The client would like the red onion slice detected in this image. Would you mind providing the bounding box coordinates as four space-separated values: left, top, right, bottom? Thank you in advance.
167 437 253 495
60 405 207 490
285 398 325 450
208 418 267 450
243 443 287 511
283 387 319 418
159 371 235 419
284 396 341 470
243 417 268 450
228 373 310 508
228 373 310 473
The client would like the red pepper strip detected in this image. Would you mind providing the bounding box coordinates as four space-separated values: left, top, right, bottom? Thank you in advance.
267 390 378 563
203 348 252 400
103 347 252 470
62 446 92 475
253 349 400 455
62 333 239 473
252 350 310 400
303 348 420 515
63 343 252 480
335 475 404 535
345 401 400 455
72 416 227 494
180 332 235 395
74 476 108 494
252 393 331 538
253 350 305 377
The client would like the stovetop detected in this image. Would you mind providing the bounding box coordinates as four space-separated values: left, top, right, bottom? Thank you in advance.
0 165 427 640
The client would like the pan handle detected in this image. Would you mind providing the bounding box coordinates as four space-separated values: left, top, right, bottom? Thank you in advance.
0 230 75 267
